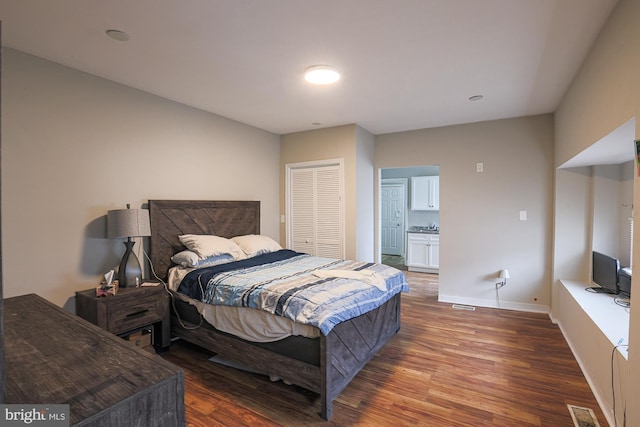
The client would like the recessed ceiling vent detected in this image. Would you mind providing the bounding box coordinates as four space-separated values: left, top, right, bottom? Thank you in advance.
106 29 130 42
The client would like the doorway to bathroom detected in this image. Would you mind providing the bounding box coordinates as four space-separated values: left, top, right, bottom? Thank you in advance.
380 165 440 273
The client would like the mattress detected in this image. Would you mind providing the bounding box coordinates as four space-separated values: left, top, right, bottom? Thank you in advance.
168 265 320 342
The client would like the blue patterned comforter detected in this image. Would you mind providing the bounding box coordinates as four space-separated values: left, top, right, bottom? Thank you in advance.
178 250 409 335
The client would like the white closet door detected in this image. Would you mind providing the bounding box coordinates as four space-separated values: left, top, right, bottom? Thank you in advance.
315 166 342 258
287 161 344 259
290 168 315 255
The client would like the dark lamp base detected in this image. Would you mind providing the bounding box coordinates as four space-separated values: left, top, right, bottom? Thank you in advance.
118 239 143 288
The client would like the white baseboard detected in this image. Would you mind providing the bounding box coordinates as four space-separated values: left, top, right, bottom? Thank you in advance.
437 294 550 313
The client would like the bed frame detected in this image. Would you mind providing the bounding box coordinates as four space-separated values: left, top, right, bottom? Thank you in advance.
148 200 402 420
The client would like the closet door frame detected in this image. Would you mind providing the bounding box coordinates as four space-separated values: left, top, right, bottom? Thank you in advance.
285 158 345 259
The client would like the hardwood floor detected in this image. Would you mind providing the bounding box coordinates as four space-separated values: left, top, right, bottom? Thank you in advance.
161 272 607 426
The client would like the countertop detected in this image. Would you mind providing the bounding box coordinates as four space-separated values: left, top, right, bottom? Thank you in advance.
407 226 439 234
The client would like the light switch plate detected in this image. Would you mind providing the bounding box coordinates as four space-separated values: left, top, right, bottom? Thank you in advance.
519 211 527 221
476 163 484 172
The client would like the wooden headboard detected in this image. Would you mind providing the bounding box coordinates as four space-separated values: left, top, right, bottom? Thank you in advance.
148 200 260 281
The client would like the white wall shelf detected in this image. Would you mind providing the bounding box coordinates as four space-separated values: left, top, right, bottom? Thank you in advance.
560 280 629 353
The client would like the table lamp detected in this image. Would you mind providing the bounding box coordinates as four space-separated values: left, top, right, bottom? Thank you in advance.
497 269 510 288
107 204 151 287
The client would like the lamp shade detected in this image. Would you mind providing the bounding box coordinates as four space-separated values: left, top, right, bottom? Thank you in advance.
107 208 151 238
499 269 510 279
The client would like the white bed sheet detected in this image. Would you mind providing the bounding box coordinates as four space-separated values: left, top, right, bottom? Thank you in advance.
167 265 320 342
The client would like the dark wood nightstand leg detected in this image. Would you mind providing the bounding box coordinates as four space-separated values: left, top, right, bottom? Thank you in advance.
154 312 171 352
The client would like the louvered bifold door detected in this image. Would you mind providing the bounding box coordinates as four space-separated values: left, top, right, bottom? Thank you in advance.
290 168 316 255
315 166 343 258
288 164 344 259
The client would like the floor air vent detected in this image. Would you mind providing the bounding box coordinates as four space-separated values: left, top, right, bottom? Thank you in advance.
451 304 476 311
567 404 600 427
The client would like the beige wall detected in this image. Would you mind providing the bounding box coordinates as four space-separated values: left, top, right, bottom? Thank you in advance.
554 0 640 424
554 163 633 422
2 48 280 308
591 163 633 263
3 1 636 418
553 167 592 284
355 125 375 262
280 125 358 259
620 160 634 265
376 115 554 312
555 0 639 168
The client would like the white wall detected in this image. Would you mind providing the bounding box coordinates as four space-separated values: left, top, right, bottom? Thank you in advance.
376 115 554 312
2 48 280 308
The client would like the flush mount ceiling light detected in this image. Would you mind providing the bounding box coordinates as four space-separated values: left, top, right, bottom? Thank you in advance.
469 95 484 101
106 29 130 42
304 65 340 85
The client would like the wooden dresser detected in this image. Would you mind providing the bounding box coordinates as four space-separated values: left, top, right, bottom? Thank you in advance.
4 294 185 426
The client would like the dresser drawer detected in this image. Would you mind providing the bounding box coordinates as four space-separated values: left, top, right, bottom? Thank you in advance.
407 232 439 242
75 285 170 348
108 297 164 335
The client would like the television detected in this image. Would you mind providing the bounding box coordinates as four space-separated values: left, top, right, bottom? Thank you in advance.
592 251 619 294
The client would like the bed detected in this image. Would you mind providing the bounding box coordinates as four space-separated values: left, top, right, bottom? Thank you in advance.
148 200 407 420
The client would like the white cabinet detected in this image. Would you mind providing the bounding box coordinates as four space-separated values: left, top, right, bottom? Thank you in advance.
411 176 439 210
406 232 439 273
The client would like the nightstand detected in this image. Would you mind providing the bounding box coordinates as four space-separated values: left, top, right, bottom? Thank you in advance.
76 284 171 351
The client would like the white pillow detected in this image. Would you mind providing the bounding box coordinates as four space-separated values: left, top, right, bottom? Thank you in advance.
179 234 246 260
231 234 282 257
171 250 235 268
171 250 200 267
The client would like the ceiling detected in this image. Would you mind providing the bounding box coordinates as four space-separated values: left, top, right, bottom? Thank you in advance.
0 0 619 135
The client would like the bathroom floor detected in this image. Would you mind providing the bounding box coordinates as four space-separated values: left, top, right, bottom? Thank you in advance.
381 254 407 270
